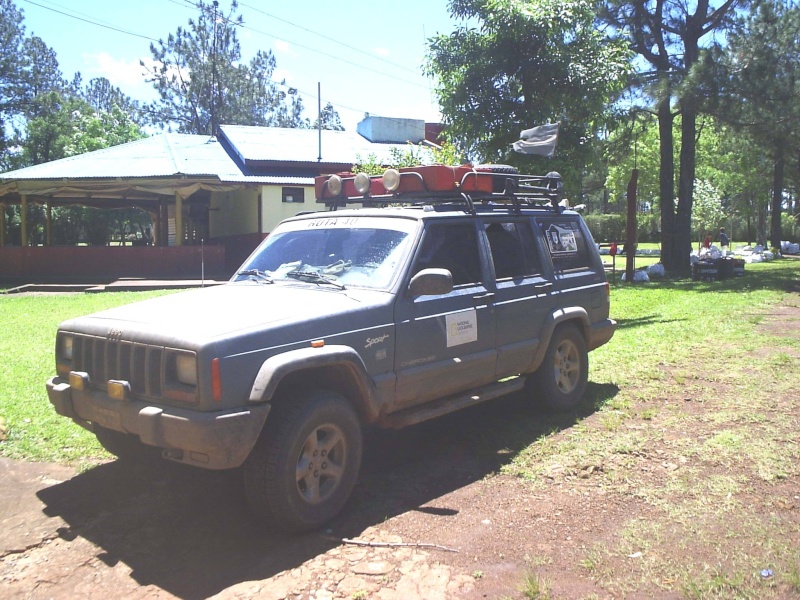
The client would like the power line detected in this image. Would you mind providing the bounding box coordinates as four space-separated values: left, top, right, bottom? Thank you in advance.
21 0 160 43
237 0 420 76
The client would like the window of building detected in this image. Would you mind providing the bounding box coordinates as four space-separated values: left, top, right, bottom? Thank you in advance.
282 187 305 203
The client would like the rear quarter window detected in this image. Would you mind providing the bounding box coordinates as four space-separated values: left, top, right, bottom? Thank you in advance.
535 217 593 272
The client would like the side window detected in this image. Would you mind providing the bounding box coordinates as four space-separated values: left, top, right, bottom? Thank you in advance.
412 222 482 286
536 217 591 271
484 220 540 279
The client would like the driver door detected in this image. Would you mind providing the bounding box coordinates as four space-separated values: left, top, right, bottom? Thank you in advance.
392 221 496 409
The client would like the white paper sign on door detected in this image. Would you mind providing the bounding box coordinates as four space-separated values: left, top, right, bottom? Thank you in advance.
446 309 478 347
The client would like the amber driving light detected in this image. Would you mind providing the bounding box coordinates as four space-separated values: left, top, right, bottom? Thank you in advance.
327 174 343 196
354 172 371 195
69 371 90 391
108 380 131 401
382 168 400 192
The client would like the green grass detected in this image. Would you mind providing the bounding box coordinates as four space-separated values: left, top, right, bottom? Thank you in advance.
503 258 800 598
0 290 177 465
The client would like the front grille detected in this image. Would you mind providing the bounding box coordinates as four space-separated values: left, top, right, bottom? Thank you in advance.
71 334 165 399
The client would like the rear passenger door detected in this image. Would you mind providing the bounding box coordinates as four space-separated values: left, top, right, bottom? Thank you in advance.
393 221 496 408
482 218 554 378
534 215 608 323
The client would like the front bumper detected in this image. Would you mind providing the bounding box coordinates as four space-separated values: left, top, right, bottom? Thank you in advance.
46 376 270 469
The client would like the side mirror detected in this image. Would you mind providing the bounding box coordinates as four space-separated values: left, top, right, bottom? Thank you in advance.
408 268 453 298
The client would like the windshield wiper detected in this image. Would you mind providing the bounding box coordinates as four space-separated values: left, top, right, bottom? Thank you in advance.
237 269 274 283
285 270 345 289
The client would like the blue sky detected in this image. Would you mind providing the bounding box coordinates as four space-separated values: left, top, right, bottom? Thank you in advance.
16 0 462 131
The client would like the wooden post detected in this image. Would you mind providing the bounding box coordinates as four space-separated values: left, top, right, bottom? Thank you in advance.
46 202 53 246
21 194 28 246
175 192 183 246
625 169 638 283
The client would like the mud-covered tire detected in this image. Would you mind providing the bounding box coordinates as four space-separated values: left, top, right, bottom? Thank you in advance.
476 164 520 193
475 163 519 174
94 426 163 462
526 324 588 412
243 389 362 533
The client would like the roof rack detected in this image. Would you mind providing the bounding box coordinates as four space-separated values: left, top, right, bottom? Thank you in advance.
314 165 564 215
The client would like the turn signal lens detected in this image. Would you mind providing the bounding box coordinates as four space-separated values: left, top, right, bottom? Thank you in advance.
211 358 222 402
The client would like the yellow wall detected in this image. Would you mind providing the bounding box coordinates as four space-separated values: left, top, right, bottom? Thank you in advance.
260 185 317 233
209 188 259 238
209 185 317 238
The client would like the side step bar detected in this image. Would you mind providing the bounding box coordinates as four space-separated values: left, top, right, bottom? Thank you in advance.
378 377 525 429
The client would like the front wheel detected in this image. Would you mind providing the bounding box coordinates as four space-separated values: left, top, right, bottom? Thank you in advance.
243 389 362 533
526 324 588 412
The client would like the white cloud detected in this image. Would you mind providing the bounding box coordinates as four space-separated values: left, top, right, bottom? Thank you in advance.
81 52 150 87
374 47 390 58
274 39 290 53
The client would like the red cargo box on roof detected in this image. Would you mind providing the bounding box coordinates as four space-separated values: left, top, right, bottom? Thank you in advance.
396 165 493 194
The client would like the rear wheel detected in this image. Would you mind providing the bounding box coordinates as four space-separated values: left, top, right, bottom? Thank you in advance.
527 324 588 412
243 389 362 533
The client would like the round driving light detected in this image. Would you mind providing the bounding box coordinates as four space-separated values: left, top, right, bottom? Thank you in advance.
326 174 343 196
354 172 371 195
382 168 400 192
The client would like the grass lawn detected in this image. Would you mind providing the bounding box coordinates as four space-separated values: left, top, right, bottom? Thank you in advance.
0 290 177 465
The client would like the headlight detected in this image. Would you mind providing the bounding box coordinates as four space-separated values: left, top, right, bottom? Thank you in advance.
60 334 74 360
175 353 197 386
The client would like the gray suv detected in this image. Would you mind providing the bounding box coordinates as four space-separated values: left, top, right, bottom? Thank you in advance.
46 165 615 532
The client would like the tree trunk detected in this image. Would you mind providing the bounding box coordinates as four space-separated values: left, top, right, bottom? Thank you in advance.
770 141 785 249
674 104 697 274
657 96 678 270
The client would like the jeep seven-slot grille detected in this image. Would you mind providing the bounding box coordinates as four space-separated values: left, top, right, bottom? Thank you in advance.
72 334 164 398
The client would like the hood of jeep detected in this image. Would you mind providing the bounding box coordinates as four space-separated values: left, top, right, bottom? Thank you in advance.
59 282 384 344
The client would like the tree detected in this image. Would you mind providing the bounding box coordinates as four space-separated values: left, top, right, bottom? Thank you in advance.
710 0 800 249
143 0 305 134
313 102 344 131
82 76 143 122
0 0 26 160
600 0 744 273
425 0 630 197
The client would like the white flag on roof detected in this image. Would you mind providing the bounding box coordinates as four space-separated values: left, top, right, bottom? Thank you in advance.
512 122 560 158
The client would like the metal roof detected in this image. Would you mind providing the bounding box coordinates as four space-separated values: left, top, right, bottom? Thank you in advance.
0 134 251 182
219 125 419 165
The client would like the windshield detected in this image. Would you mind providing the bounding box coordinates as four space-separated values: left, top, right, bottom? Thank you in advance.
234 216 417 290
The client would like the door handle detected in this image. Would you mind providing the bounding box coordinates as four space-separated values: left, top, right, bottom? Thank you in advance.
472 292 495 305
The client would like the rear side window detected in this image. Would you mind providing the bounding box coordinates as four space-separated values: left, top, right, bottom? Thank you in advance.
535 217 592 272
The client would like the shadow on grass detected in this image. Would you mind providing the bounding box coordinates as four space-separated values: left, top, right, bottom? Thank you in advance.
36 381 618 598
